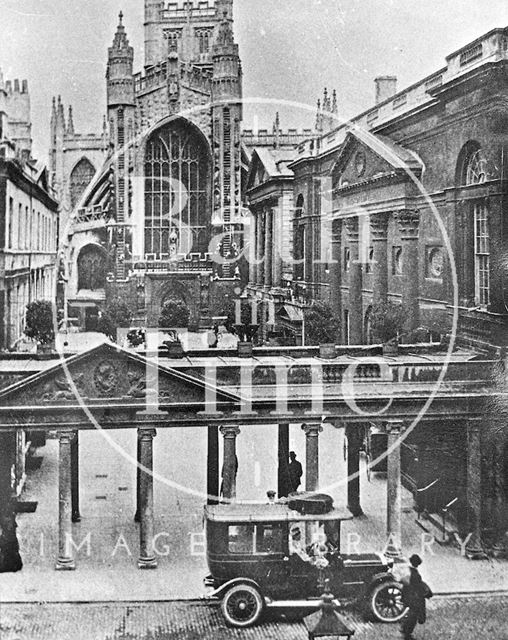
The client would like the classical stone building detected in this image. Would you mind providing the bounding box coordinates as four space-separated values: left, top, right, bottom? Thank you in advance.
57 0 247 330
247 28 508 550
0 70 58 351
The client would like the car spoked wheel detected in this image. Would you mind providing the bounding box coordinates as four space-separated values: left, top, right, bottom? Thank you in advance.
369 580 408 623
221 584 264 627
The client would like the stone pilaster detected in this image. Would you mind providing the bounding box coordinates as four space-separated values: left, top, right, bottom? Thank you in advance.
256 214 265 287
385 420 403 558
138 428 157 569
273 206 283 288
465 421 487 559
345 217 363 344
370 213 389 307
56 431 76 570
396 210 420 337
302 423 323 493
330 219 342 335
264 208 273 289
345 425 364 517
220 426 240 500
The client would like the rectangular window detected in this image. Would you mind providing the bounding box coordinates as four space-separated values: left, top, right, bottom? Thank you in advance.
227 524 284 555
344 309 350 345
474 203 490 307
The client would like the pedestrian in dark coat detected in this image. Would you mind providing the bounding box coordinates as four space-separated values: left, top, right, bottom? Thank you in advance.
288 451 303 492
401 554 433 640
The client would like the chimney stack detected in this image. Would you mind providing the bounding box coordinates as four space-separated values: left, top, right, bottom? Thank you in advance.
375 76 397 105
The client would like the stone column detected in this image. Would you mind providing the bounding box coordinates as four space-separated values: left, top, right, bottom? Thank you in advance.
345 425 364 517
220 426 240 500
345 217 363 344
278 423 291 498
15 430 26 495
371 213 389 307
256 213 265 287
249 212 258 286
264 208 273 289
0 431 15 517
138 428 157 569
396 210 420 338
207 425 220 505
134 435 141 522
386 420 403 558
330 219 342 338
71 431 81 523
273 205 283 288
56 431 76 570
302 424 323 492
465 421 486 559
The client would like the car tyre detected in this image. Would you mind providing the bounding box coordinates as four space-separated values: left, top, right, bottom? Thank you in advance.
221 583 265 628
367 579 407 623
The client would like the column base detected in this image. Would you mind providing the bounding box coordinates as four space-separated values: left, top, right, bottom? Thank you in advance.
465 546 488 560
55 557 76 571
138 556 158 570
347 503 364 517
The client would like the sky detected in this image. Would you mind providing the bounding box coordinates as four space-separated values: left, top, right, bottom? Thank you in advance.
0 0 507 162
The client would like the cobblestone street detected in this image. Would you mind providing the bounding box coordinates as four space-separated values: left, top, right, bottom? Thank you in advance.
0 596 507 640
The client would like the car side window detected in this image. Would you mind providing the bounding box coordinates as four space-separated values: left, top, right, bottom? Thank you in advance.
256 525 284 554
228 525 254 554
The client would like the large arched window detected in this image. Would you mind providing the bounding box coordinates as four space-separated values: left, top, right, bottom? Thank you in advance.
70 158 96 208
293 194 305 281
457 141 487 186
77 244 107 291
144 119 211 260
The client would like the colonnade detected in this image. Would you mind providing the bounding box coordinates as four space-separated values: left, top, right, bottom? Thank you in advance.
53 416 485 569
251 205 281 291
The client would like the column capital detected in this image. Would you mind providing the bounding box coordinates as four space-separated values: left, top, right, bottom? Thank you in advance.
370 212 389 241
220 425 241 439
395 209 419 240
344 216 359 242
58 430 75 444
385 420 404 435
302 423 323 437
331 218 342 242
137 428 157 441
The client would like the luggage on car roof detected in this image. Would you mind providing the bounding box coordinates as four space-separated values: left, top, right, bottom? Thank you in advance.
288 492 334 515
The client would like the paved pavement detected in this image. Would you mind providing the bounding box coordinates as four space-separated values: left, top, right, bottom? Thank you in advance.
0 596 507 640
1 424 506 603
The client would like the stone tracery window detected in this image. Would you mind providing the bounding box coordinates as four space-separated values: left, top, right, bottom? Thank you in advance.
144 120 210 260
70 158 96 209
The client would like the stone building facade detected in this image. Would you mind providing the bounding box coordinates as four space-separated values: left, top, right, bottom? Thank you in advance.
0 71 58 351
247 28 508 551
58 0 246 330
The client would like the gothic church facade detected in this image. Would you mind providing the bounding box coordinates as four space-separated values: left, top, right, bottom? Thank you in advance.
54 0 245 330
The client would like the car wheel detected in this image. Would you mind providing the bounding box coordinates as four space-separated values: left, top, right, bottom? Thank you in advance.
221 583 265 627
368 580 407 623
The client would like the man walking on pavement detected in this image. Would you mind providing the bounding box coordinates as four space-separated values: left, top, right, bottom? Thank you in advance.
288 451 303 493
400 554 433 640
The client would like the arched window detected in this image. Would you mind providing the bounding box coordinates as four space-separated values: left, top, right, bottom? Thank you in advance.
70 158 96 208
293 194 305 281
457 142 487 186
77 245 107 291
144 119 211 260
196 28 213 54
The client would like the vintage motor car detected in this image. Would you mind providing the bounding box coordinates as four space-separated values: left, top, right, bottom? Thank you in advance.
203 496 407 628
